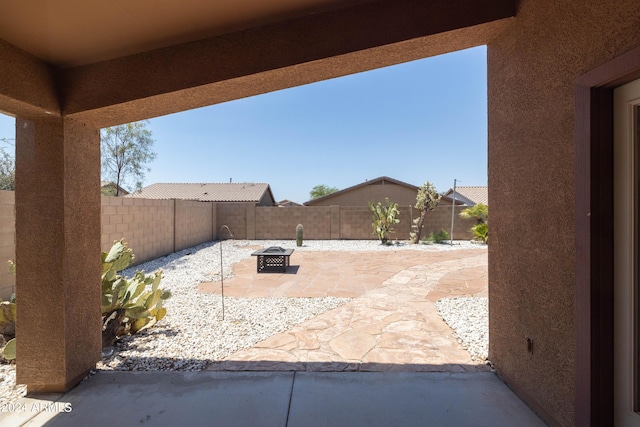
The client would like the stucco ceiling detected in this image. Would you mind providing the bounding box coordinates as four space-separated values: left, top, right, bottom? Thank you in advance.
0 0 369 67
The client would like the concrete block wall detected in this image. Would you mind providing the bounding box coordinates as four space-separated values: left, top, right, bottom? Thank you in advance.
216 202 251 240
420 205 476 240
0 191 15 299
338 206 381 239
101 196 175 265
174 200 215 251
0 194 478 300
254 206 332 239
250 204 474 241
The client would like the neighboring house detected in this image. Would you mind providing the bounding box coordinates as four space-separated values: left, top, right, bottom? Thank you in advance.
443 186 488 206
277 199 302 207
304 176 419 206
126 182 276 206
100 181 129 196
304 176 464 207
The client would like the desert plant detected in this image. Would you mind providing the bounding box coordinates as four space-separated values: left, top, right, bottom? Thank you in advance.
101 239 171 348
2 336 15 360
460 203 488 243
427 228 450 243
0 240 172 360
0 297 16 361
296 224 304 247
369 198 400 244
1 261 16 361
410 182 441 243
470 222 489 243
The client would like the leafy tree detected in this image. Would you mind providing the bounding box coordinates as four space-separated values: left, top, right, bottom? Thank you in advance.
0 138 15 191
101 121 156 196
101 185 117 196
309 184 338 200
460 203 488 243
410 181 441 244
369 198 400 244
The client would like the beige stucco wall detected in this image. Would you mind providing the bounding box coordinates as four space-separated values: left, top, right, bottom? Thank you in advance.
101 196 175 265
251 205 474 241
254 206 333 240
0 195 476 300
308 182 418 207
487 1 640 425
216 202 252 240
174 200 214 251
0 190 14 299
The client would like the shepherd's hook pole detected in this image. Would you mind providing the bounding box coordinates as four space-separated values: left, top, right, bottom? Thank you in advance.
450 179 457 246
218 225 234 321
220 240 225 320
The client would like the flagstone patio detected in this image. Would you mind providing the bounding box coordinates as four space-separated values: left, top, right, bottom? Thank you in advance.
199 248 489 372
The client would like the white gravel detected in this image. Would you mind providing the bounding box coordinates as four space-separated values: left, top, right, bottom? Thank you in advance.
1 239 487 403
436 297 488 361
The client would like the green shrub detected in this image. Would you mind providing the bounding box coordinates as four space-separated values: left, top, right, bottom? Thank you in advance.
426 228 450 243
460 204 488 243
471 223 488 243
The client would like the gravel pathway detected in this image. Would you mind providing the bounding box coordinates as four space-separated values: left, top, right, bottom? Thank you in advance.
436 297 489 361
1 239 487 404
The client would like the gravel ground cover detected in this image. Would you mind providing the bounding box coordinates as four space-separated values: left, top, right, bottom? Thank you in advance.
436 297 489 361
1 239 487 404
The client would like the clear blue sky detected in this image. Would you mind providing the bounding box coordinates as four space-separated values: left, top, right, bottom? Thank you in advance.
0 46 487 204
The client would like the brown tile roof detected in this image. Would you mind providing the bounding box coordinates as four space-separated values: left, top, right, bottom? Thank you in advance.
445 186 488 206
126 182 273 203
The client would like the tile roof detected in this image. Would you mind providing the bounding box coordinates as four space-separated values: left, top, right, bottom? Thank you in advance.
445 186 488 205
126 183 273 203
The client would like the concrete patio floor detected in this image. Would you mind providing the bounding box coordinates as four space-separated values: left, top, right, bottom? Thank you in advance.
4 371 546 426
1 245 548 426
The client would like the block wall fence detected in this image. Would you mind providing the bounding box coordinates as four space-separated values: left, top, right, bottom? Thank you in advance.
0 191 476 298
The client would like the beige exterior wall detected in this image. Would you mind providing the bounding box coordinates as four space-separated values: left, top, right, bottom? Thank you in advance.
308 182 418 207
102 197 219 266
101 196 175 266
174 200 214 251
216 202 251 240
250 205 474 241
0 191 15 299
487 1 640 425
254 206 333 239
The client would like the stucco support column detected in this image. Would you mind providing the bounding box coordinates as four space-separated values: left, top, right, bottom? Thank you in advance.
15 115 101 392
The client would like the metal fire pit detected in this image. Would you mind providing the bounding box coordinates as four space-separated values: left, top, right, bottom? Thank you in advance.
251 246 294 273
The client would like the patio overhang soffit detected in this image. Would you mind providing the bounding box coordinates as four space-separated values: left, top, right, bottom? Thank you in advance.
0 0 515 127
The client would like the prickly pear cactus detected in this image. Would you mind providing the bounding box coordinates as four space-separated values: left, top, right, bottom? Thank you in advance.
0 300 15 335
296 224 304 247
102 239 171 347
0 299 16 360
2 337 15 361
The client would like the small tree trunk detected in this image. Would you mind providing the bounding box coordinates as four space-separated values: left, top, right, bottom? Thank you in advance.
414 209 427 243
